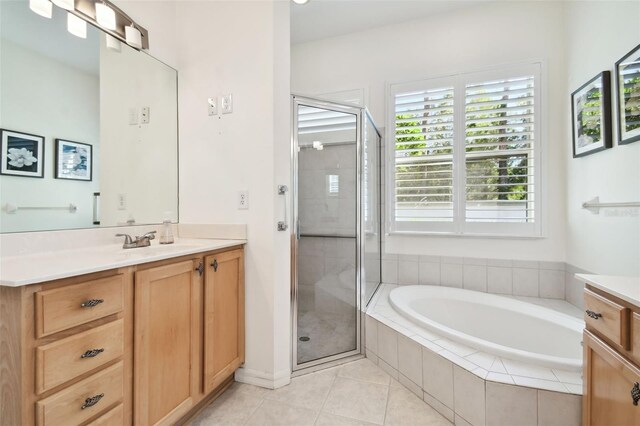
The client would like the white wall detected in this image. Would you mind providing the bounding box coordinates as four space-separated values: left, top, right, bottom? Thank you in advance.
292 1 568 262
0 39 100 232
175 1 291 387
564 1 640 276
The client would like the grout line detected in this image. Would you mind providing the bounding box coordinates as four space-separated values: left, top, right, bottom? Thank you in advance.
242 399 266 426
313 366 340 424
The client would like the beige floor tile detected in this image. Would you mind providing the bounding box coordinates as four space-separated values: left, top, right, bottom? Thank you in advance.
187 385 264 426
323 377 389 425
338 359 391 385
315 412 378 426
245 400 317 426
384 386 452 426
264 369 336 411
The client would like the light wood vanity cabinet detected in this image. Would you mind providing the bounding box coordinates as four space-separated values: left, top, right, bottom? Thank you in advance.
0 245 245 426
583 285 640 426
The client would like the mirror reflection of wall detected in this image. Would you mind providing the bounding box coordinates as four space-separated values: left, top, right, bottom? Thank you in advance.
0 0 178 234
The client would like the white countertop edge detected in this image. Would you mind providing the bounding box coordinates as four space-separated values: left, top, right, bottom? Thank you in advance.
1 239 246 287
576 273 640 307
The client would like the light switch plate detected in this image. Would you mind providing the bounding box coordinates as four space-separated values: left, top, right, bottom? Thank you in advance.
221 94 233 114
117 193 127 210
141 107 150 124
129 108 139 125
207 97 217 116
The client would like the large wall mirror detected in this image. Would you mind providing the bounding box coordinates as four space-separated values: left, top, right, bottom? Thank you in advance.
0 0 178 233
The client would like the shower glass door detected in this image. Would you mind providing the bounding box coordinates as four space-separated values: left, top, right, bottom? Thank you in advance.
292 96 361 370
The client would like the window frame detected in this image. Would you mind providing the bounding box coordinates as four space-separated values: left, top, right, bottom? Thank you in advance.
386 62 543 238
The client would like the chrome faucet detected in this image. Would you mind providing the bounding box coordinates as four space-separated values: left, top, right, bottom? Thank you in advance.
116 231 157 249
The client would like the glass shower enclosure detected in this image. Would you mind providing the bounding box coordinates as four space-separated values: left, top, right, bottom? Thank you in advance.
291 95 381 371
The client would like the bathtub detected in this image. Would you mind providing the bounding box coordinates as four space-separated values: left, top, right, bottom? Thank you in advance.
389 285 584 371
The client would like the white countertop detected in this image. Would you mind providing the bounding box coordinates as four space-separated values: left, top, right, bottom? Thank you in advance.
0 238 246 287
576 274 640 307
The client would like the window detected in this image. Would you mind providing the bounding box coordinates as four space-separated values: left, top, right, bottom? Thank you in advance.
387 64 541 237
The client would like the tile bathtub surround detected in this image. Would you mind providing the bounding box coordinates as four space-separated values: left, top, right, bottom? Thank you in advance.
188 358 452 426
365 284 583 425
379 253 590 309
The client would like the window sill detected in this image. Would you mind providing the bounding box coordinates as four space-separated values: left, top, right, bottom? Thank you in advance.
386 231 545 240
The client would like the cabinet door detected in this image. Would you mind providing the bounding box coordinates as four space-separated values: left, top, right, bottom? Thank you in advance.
134 259 201 426
583 331 640 426
204 249 245 393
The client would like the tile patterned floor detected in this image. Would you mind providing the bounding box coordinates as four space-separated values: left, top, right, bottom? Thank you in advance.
188 359 452 426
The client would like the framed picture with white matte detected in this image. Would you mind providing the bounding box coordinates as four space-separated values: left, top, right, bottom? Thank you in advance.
615 43 640 145
55 139 93 181
0 128 45 178
571 71 612 158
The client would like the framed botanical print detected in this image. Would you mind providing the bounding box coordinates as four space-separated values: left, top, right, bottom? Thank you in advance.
0 129 45 178
55 139 93 181
571 71 612 158
615 43 640 145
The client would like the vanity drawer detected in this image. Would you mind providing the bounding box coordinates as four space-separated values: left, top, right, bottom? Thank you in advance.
35 319 124 394
584 288 630 349
36 361 123 426
35 274 124 337
85 403 124 426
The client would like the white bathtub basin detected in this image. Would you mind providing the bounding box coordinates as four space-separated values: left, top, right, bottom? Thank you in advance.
389 285 584 371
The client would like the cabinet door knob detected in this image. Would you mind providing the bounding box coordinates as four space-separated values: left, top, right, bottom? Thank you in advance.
80 348 105 359
211 259 218 272
632 382 640 406
80 299 104 308
81 393 104 410
196 262 204 276
586 309 602 320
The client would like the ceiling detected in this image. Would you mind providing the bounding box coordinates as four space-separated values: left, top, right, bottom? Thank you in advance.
291 0 486 44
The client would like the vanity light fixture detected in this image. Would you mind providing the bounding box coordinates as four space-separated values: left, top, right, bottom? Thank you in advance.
67 12 87 38
29 0 52 18
105 34 122 51
95 2 116 30
51 0 74 11
292 0 310 4
125 24 142 50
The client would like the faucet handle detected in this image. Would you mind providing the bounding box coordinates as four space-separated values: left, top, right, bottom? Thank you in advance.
115 233 133 244
142 231 157 240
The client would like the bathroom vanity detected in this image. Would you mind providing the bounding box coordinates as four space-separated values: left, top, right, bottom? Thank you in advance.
579 274 640 426
0 240 245 426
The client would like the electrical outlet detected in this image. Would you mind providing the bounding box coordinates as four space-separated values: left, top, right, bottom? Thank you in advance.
221 94 233 114
117 193 127 210
238 190 249 210
141 106 150 124
207 97 217 116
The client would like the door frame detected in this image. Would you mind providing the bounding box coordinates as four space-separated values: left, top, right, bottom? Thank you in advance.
290 94 364 372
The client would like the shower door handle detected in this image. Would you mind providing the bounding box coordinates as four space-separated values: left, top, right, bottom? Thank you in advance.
277 185 288 231
296 218 301 240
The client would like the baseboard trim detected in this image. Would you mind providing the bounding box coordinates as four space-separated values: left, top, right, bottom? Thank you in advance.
235 367 291 389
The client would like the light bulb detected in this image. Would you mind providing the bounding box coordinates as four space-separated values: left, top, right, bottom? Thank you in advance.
292 0 309 4
52 0 74 11
95 2 116 30
67 12 86 38
125 25 142 49
29 0 52 18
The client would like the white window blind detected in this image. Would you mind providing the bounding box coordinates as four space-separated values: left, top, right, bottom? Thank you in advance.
464 75 535 224
393 85 455 227
388 64 541 237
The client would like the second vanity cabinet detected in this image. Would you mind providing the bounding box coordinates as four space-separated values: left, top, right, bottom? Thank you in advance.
582 285 640 426
0 244 245 426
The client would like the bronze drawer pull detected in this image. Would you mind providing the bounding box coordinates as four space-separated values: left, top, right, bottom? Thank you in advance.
632 382 640 406
81 393 104 410
196 262 204 276
211 259 218 272
586 309 602 320
80 348 105 359
80 299 104 308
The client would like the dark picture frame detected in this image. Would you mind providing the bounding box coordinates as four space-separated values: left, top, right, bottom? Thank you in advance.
0 128 45 178
615 43 640 145
55 139 93 181
571 71 612 158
